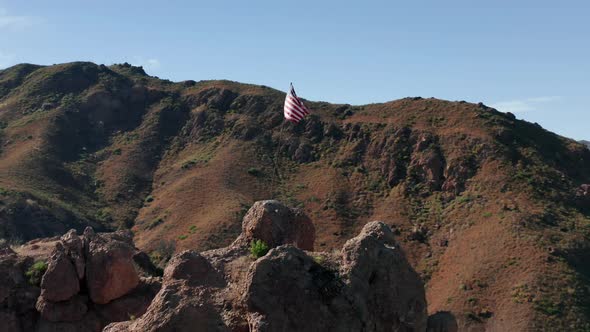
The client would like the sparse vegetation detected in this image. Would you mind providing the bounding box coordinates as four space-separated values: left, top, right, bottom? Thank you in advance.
149 239 176 268
147 217 164 230
247 167 262 177
25 261 48 286
95 208 112 223
534 298 562 316
250 239 269 259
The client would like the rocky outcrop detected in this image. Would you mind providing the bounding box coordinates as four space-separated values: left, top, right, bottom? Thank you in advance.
0 228 161 332
236 200 316 250
84 229 140 304
39 244 80 302
106 201 427 332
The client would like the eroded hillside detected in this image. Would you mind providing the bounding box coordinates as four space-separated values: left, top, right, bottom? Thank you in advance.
0 62 589 331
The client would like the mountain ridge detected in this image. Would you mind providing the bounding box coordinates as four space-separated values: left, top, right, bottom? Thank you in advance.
1 61 589 331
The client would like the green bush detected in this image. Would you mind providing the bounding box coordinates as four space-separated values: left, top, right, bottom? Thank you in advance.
247 168 262 177
26 261 48 286
250 239 270 258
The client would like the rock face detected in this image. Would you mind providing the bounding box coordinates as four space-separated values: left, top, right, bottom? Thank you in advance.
40 244 80 302
237 200 316 250
106 201 427 332
0 228 161 332
85 230 140 304
2 200 427 332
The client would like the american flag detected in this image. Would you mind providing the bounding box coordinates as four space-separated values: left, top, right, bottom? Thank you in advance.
283 83 310 123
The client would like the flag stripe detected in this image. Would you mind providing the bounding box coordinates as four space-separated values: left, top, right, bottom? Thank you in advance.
288 93 307 110
285 98 307 116
285 107 303 119
286 96 309 115
283 84 311 123
284 105 304 119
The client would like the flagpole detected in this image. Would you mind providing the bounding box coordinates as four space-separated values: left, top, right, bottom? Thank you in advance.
274 85 291 184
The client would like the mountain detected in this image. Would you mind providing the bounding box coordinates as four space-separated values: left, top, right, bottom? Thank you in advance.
0 62 589 331
581 140 590 149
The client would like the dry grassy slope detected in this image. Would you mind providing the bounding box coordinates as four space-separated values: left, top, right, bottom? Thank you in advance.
0 62 589 331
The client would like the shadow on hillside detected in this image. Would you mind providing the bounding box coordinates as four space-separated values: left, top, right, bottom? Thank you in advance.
427 311 458 332
564 247 590 317
511 120 590 183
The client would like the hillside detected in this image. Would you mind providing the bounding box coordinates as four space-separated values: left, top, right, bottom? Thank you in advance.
581 140 590 149
0 62 589 331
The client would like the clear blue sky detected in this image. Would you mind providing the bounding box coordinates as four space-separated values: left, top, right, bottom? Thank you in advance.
1 1 588 140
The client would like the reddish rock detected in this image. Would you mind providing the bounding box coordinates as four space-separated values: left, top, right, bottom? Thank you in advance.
163 251 217 285
93 277 161 323
237 200 315 250
36 294 88 322
245 245 359 332
341 221 428 332
60 229 85 279
40 243 80 302
1 227 160 332
85 230 140 304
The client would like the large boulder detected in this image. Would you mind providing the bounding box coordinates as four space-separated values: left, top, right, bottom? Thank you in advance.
237 200 315 250
340 221 428 332
245 245 359 332
163 251 220 286
85 229 140 304
40 243 80 302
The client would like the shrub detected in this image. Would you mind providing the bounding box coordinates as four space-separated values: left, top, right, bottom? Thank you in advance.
250 239 269 258
178 235 188 240
147 217 164 230
145 195 154 203
188 225 197 234
149 239 176 268
247 168 262 177
181 159 197 169
26 261 48 286
95 208 112 223
534 298 562 316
